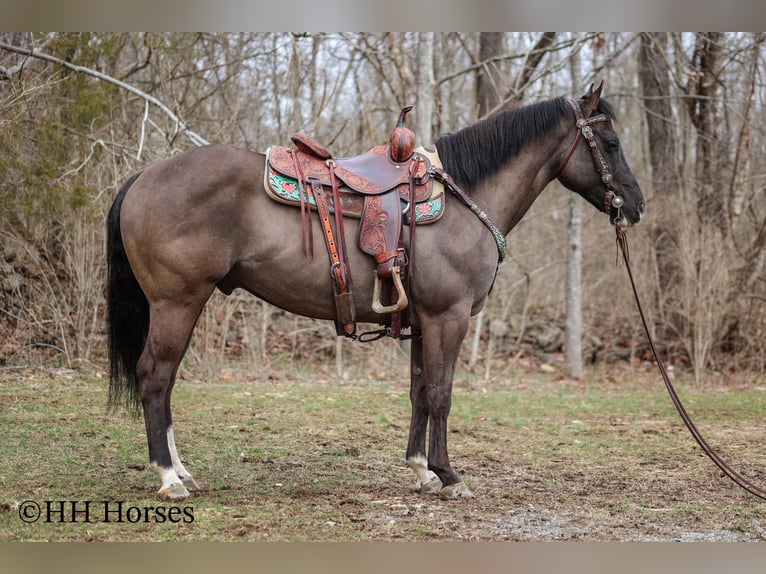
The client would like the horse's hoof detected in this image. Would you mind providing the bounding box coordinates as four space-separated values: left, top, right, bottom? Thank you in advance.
419 475 443 495
158 483 190 500
182 476 201 491
439 482 473 499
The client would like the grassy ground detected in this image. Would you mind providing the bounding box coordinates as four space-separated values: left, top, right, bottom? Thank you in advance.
1 363 765 541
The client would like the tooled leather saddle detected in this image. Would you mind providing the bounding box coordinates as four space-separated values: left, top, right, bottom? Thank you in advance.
264 106 445 339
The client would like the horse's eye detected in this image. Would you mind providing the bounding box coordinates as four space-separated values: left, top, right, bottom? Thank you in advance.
605 139 620 153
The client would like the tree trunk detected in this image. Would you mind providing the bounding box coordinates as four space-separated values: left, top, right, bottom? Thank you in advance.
415 32 435 143
638 32 682 333
565 45 583 378
472 33 505 379
476 32 504 118
638 33 677 193
685 32 724 228
679 32 727 382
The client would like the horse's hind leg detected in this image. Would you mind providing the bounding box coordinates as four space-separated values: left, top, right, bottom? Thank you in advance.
166 378 200 492
137 300 203 500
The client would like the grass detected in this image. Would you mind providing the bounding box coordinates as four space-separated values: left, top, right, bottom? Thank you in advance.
1 364 765 541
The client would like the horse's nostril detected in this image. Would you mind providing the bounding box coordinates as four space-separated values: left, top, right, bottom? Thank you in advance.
638 201 645 219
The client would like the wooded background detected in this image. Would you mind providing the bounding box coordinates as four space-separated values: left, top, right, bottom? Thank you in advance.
1 32 764 383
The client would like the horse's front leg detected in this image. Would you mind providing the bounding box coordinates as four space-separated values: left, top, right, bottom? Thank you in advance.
415 310 474 499
406 335 442 494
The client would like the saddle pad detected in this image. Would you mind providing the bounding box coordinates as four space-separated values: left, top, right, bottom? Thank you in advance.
264 146 445 225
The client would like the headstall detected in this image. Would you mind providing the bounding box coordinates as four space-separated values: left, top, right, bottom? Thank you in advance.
559 100 624 223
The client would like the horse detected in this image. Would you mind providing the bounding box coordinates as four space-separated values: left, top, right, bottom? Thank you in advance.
106 83 644 501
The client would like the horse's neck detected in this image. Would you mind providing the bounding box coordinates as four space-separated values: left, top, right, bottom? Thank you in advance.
471 138 562 235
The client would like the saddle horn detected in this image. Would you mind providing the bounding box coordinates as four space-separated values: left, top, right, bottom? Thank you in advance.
390 105 415 163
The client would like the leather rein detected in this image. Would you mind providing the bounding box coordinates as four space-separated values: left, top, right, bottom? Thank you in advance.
616 227 766 501
566 99 766 501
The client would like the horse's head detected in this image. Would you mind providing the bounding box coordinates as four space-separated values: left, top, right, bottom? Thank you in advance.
556 82 645 227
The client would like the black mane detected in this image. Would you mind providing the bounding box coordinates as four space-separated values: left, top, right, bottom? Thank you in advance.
434 96 617 191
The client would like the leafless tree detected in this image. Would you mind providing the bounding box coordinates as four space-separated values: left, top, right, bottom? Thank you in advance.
1 32 765 380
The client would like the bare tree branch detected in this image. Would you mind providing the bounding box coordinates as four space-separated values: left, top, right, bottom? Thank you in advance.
0 41 209 147
0 60 25 79
437 33 599 87
507 32 557 102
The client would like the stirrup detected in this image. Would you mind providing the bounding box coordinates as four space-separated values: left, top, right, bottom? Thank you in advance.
372 267 408 314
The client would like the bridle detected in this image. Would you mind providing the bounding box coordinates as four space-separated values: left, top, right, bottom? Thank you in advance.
558 99 625 225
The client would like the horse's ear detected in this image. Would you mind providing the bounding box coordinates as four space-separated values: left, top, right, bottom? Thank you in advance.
580 81 604 117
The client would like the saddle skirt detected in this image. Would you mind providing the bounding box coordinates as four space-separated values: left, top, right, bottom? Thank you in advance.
264 145 445 224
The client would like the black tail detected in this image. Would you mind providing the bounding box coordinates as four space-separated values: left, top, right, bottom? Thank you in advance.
106 172 147 414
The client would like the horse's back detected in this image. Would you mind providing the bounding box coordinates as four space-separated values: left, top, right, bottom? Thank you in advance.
129 144 264 203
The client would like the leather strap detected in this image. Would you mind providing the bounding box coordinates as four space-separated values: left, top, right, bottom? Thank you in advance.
328 162 352 291
290 149 313 258
429 166 507 263
311 178 356 336
616 226 766 501
396 157 420 338
310 179 343 288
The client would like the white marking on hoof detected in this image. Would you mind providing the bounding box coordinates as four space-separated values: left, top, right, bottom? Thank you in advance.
440 482 473 499
167 425 196 486
406 455 442 493
150 462 188 499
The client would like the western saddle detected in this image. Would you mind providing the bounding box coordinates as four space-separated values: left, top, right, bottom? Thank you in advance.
265 106 445 339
